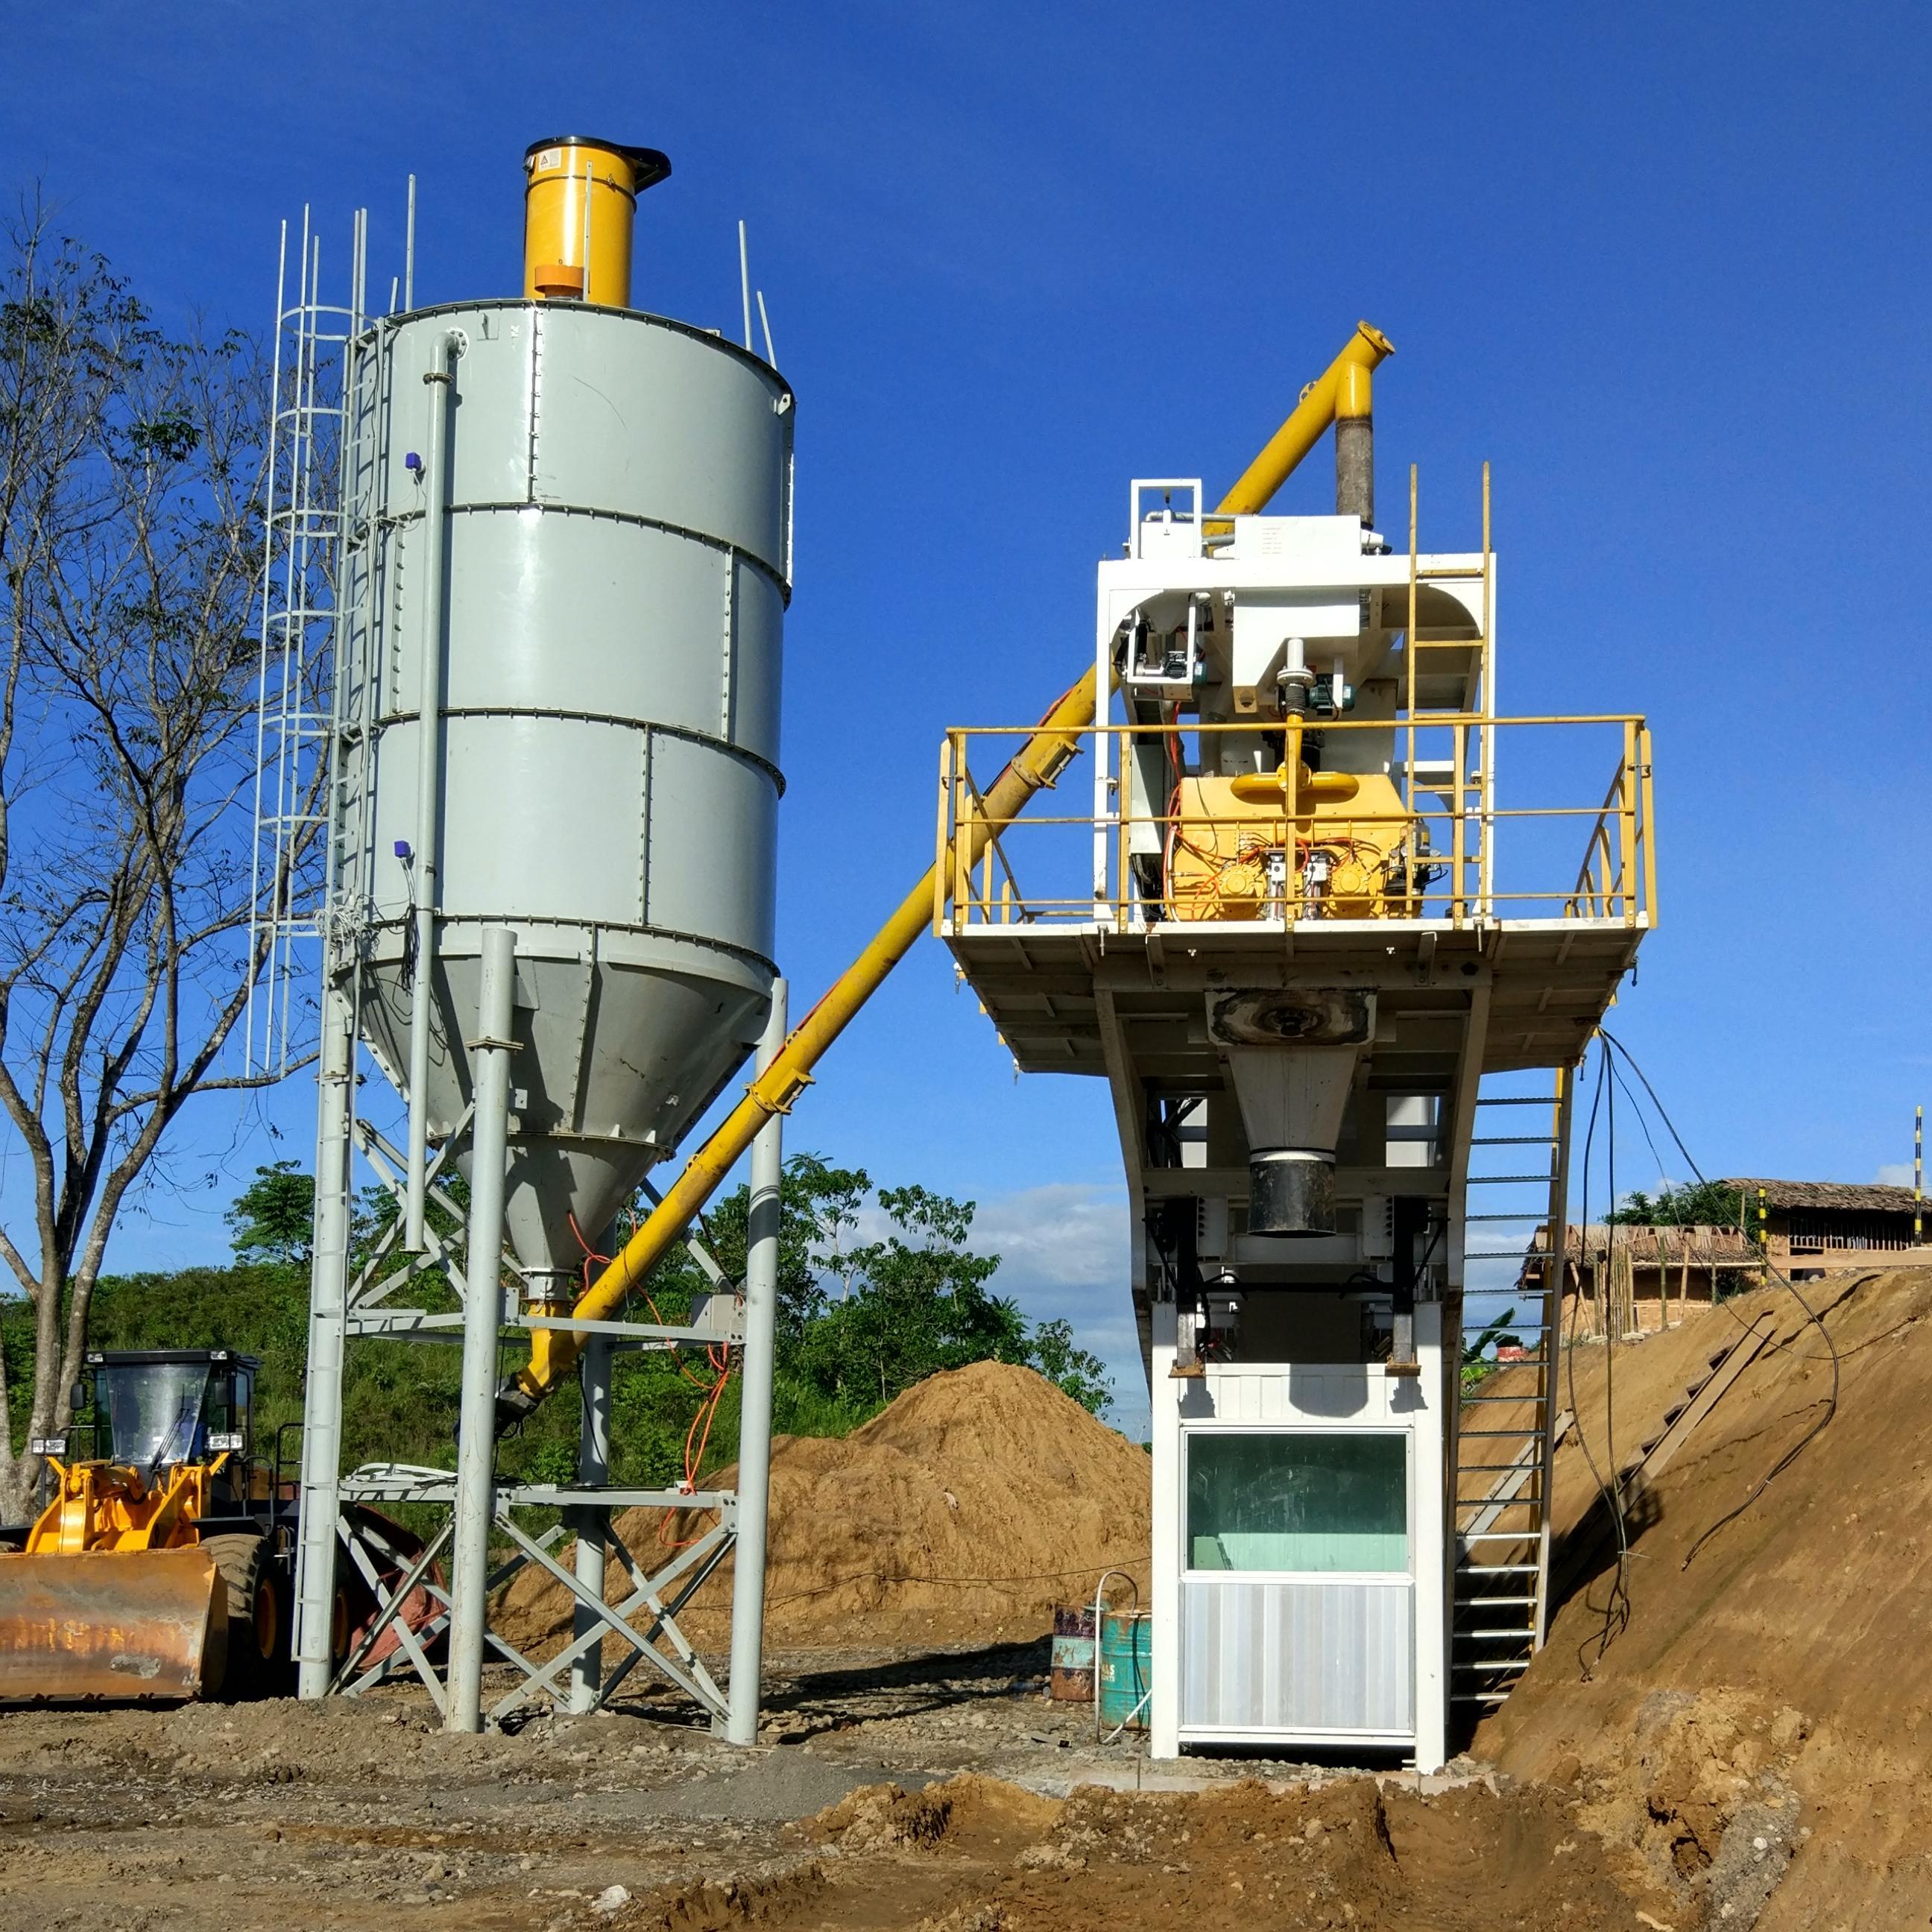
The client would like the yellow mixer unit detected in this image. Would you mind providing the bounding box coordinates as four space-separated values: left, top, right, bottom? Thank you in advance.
1167 758 1424 922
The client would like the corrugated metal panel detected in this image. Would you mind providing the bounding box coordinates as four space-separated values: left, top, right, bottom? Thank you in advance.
1180 1578 1412 1737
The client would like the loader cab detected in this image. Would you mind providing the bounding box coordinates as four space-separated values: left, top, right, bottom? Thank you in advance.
81 1350 258 1475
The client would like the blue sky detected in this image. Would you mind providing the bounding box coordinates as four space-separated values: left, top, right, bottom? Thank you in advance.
3 3 1925 1429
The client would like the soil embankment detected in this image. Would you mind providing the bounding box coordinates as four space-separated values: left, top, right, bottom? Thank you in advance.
496 1360 1155 1656
1476 1265 1932 1927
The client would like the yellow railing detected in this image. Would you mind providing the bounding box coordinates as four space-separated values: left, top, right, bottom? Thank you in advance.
934 715 1655 936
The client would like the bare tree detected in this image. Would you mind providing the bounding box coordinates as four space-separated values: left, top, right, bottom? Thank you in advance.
0 203 308 1517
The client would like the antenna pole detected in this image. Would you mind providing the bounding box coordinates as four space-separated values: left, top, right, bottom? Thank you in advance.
738 220 752 350
404 174 417 309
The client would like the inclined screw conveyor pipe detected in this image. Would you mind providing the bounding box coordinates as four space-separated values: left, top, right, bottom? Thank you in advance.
495 320 1394 1428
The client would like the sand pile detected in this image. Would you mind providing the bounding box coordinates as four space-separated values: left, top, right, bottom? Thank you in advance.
496 1360 1152 1655
1474 1266 1932 1928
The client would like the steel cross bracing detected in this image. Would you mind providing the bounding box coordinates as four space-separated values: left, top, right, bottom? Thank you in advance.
326 1464 740 1725
296 1002 751 1721
1450 1063 1574 1711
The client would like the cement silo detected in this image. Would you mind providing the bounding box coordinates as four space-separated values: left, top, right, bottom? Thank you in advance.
291 139 795 1734
338 284 792 1301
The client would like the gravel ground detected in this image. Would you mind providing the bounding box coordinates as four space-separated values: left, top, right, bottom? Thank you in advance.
0 1639 1675 1932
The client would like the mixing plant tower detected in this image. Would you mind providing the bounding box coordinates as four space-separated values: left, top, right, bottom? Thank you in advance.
936 329 1656 1767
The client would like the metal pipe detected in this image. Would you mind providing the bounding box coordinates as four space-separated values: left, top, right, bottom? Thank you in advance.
501 326 1386 1419
403 330 462 1252
446 925 517 1733
567 1335 612 1714
1216 321 1392 519
294 991 354 1698
1333 356 1374 527
722 979 787 1746
738 220 753 351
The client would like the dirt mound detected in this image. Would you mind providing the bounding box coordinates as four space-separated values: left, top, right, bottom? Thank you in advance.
809 1772 1061 1855
1475 1266 1932 1928
496 1361 1152 1655
790 1772 1673 1931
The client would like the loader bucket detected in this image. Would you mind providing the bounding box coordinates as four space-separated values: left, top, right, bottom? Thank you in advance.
0 1547 228 1702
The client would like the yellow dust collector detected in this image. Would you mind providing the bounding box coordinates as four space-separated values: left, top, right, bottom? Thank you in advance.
523 136 672 307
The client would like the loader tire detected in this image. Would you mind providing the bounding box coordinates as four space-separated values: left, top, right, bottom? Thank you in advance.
202 1533 286 1699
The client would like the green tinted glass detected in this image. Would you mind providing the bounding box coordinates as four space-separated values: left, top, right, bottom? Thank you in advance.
1187 1433 1407 1573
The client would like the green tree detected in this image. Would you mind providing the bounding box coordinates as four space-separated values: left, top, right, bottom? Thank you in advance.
640 1152 869 1343
1026 1317 1113 1415
1609 1180 1744 1228
789 1186 1026 1413
227 1161 315 1266
0 206 311 1519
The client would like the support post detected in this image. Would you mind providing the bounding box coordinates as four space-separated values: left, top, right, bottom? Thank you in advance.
569 1334 613 1714
446 924 516 1733
723 978 787 1746
1411 1298 1447 1775
294 987 355 1698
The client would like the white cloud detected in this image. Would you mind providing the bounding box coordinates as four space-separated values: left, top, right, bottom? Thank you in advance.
1876 1163 1919 1187
971 1181 1129 1289
973 1182 1146 1431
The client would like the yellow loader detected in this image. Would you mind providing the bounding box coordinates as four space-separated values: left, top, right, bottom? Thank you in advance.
0 1349 294 1699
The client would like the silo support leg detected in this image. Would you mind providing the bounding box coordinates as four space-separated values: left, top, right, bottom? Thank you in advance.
446 925 517 1733
294 991 355 1699
722 978 788 1745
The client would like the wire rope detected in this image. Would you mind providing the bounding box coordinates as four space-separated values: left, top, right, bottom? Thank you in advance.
1567 1038 1632 1675
1597 1028 1841 1570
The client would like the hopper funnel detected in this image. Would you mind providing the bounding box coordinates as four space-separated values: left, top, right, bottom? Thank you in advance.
1210 990 1375 1237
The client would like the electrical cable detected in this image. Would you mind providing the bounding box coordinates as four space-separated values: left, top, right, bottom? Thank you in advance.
1565 1038 1632 1675
565 1210 738 1547
1606 1055 1673 1204
1597 1028 1841 1569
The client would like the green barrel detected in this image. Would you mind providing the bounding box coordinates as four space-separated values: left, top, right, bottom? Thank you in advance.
1098 1610 1152 1729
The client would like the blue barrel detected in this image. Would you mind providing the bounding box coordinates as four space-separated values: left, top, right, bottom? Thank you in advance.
1098 1611 1152 1729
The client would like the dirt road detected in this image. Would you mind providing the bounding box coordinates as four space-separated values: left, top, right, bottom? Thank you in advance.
0 1642 1679 1932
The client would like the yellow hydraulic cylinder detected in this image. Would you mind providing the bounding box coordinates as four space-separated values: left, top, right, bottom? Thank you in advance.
501 318 1395 1421
523 136 672 307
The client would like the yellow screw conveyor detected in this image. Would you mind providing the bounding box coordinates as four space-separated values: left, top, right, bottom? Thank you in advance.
498 321 1394 1425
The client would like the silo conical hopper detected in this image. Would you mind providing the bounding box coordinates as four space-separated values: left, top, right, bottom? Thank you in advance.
1210 989 1375 1237
331 183 793 1296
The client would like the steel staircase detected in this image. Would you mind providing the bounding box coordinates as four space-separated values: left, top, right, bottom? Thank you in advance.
1450 1065 1572 1717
